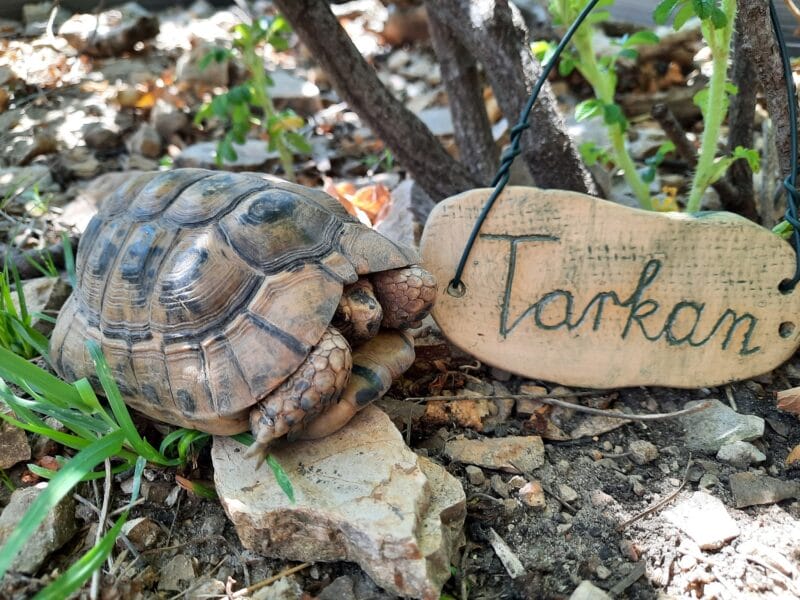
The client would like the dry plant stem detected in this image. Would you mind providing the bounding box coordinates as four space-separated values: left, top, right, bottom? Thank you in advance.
651 103 741 209
230 562 311 598
426 0 598 195
617 455 693 531
426 6 498 183
90 458 113 600
272 0 478 200
725 16 759 221
72 493 142 561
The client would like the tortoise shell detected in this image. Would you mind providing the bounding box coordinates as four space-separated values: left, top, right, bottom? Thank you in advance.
50 169 417 434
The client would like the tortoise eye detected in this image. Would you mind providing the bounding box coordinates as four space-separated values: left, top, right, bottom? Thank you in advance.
243 192 295 225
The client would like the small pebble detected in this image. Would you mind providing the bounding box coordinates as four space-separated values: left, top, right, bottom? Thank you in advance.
668 477 682 487
519 481 546 509
698 473 718 490
557 523 573 534
558 484 579 503
491 474 510 499
465 465 485 486
556 459 571 474
619 539 639 562
595 565 611 580
503 498 519 515
679 554 697 571
590 490 615 507
628 440 659 465
631 479 646 497
508 475 526 489
602 441 613 452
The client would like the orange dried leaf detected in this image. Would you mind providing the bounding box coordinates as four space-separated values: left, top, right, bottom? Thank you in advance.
776 386 800 417
324 180 357 216
350 184 390 221
787 444 800 466
135 91 157 109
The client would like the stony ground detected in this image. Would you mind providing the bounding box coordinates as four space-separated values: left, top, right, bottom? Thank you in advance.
1 1 799 599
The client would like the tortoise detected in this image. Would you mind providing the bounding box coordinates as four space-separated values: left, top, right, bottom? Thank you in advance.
50 169 437 458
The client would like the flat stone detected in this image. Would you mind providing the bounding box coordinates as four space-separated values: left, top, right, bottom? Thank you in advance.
444 435 544 474
0 416 30 469
317 575 356 600
151 100 189 140
121 516 161 551
729 472 800 508
464 465 485 486
82 121 123 151
569 580 611 599
716 441 766 469
679 400 764 453
158 553 196 591
59 3 159 58
0 483 77 574
374 179 435 250
663 491 739 550
174 140 278 171
212 406 465 600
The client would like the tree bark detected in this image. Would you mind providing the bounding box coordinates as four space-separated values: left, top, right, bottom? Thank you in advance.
426 0 598 195
426 6 498 184
273 0 479 201
724 18 758 222
737 0 792 180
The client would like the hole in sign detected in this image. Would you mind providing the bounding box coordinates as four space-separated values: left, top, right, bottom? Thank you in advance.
780 321 795 338
779 278 795 295
447 279 466 298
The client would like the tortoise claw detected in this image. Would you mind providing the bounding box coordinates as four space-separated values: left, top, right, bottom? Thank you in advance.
244 440 270 470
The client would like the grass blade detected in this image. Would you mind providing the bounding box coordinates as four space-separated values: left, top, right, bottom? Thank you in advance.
0 429 124 580
0 346 83 407
266 454 295 504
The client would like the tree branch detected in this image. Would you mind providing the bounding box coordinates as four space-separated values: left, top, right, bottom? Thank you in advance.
273 0 479 200
426 6 498 184
724 17 758 222
426 0 598 195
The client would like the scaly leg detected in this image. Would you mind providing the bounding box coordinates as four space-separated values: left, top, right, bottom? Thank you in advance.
371 265 437 329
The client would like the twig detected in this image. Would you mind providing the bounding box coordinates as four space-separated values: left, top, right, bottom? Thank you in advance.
90 458 113 600
725 385 738 412
617 455 693 531
608 561 646 596
411 392 712 422
165 489 183 546
72 493 141 561
230 562 311 598
45 0 60 44
486 527 525 579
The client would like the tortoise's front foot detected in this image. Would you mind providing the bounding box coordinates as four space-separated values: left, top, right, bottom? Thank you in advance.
295 330 415 440
246 326 351 465
372 265 437 329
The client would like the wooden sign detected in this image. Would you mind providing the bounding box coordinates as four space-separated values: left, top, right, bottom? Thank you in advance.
420 188 800 388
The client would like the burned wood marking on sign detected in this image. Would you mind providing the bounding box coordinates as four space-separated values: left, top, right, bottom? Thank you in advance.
420 188 800 388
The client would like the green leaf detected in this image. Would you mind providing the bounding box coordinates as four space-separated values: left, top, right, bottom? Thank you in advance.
623 31 660 47
602 103 628 132
0 430 125 580
267 454 295 504
210 95 229 119
653 0 682 24
673 2 696 30
574 99 603 122
579 141 609 166
692 0 713 20
710 6 727 28
617 48 639 61
558 52 576 77
732 146 761 172
285 131 312 154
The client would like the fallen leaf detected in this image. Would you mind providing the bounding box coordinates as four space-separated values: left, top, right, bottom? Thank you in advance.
787 443 800 466
777 386 800 417
350 184 390 221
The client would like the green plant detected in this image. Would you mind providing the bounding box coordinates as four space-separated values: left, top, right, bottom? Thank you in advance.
653 0 759 212
0 340 293 593
536 0 660 210
0 264 50 360
195 15 311 181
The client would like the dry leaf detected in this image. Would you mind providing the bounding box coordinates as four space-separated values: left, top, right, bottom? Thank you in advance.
423 398 493 431
350 184 390 221
0 88 8 113
787 444 800 466
776 386 800 417
135 91 157 109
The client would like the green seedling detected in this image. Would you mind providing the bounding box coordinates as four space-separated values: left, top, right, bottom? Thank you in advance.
195 15 311 181
653 0 759 212
536 0 661 210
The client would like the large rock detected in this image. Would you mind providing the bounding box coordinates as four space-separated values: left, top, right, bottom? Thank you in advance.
678 400 764 453
59 3 159 58
0 483 77 574
212 406 465 600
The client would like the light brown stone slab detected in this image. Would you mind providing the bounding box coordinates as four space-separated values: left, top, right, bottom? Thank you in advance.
212 406 465 600
421 187 800 388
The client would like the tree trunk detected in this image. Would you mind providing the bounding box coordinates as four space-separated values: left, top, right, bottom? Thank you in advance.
427 6 498 184
273 0 479 200
426 0 598 195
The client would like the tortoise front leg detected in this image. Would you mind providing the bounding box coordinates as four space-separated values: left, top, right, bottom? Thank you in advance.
246 326 351 462
294 330 415 440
